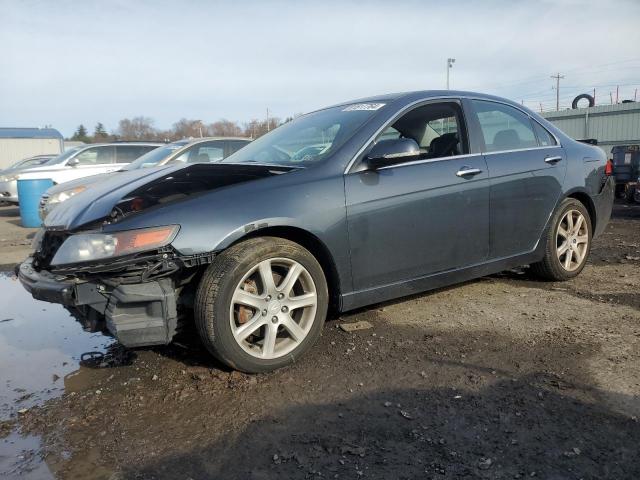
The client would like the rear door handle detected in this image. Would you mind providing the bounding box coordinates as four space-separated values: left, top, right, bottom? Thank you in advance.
544 155 563 164
456 167 483 178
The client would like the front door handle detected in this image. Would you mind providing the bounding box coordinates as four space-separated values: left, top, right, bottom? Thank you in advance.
544 155 563 164
456 167 483 178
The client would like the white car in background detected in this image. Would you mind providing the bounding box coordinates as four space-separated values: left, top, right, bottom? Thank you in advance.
3 142 162 203
38 137 251 219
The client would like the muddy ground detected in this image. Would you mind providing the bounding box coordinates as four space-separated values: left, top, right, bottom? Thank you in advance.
0 202 639 479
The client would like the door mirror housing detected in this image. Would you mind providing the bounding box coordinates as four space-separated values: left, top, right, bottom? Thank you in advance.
67 157 80 167
364 138 421 169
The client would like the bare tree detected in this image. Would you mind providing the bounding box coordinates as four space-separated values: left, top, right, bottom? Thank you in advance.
243 117 281 139
208 119 243 137
117 117 157 140
172 118 205 139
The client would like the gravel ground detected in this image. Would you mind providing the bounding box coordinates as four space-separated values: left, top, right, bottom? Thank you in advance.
1 202 639 480
0 204 37 271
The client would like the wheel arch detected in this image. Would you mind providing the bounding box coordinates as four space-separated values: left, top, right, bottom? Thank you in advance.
229 226 342 316
564 189 597 232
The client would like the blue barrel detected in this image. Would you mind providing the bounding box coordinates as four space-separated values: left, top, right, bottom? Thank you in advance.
17 178 53 228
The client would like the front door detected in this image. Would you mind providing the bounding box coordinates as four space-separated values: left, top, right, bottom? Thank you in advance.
469 100 567 259
345 101 490 292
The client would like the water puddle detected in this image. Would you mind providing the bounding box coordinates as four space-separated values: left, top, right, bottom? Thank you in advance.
0 432 52 479
0 270 114 478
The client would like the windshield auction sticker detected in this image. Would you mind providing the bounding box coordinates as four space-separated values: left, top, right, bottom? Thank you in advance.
343 103 386 111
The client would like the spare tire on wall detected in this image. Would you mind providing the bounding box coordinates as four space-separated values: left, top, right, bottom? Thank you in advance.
572 94 595 109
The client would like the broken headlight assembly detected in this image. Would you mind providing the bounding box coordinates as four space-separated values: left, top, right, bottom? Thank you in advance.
50 225 179 266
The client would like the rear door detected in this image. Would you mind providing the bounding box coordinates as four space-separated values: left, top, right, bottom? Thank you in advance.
468 99 567 259
345 100 490 291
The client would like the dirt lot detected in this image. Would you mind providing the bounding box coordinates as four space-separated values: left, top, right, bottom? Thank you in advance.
0 202 639 480
0 205 37 271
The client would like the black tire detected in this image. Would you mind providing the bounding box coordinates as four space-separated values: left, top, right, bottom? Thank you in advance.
194 237 328 373
571 93 595 109
530 198 592 281
624 185 636 203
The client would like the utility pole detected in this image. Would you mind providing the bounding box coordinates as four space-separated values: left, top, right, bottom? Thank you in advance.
446 58 455 90
550 73 564 111
266 108 270 132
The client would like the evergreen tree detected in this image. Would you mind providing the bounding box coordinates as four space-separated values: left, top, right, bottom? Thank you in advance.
71 124 90 143
93 122 108 141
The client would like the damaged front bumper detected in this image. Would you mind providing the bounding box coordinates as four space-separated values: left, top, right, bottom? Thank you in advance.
18 257 180 347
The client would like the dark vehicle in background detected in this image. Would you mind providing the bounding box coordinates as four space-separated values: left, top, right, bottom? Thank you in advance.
18 91 614 373
39 137 250 219
611 144 640 202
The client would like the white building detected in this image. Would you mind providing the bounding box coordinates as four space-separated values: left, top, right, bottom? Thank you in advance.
0 128 64 169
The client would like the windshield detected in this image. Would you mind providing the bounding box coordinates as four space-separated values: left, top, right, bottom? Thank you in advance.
221 104 382 167
42 147 84 166
10 156 52 169
123 141 189 170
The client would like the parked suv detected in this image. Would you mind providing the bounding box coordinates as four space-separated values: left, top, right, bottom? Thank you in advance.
18 91 614 373
2 143 162 203
38 137 250 219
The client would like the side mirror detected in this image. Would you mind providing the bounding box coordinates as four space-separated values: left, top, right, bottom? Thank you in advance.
67 157 80 167
364 138 421 169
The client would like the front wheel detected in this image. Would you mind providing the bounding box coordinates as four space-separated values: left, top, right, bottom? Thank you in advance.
530 198 592 281
194 237 328 373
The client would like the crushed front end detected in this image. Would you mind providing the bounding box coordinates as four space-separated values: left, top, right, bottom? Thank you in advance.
18 226 213 348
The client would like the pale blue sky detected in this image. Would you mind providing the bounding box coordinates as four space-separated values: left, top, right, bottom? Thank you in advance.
1 0 639 136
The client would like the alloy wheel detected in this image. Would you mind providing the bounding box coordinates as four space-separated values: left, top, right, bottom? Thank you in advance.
229 257 318 359
556 209 589 272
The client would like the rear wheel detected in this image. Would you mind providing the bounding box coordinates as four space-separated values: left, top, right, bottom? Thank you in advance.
194 237 328 373
530 198 592 281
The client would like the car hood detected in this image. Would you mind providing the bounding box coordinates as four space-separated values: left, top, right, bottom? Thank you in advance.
44 163 294 231
0 164 54 178
17 164 69 175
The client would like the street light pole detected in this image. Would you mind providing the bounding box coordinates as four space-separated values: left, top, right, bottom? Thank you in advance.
446 58 455 90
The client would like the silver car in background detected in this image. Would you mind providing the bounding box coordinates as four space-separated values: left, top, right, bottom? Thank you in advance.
0 155 58 204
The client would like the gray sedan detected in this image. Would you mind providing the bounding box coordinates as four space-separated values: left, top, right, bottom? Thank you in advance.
18 90 614 373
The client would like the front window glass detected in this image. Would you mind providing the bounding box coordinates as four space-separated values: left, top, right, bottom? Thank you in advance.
472 100 537 152
377 102 467 158
74 146 116 165
221 105 380 167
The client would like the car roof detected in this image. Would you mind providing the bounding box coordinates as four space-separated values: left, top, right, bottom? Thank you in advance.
322 90 526 111
77 142 165 148
177 137 251 145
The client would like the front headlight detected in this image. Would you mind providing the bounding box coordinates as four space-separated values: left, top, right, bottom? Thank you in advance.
50 225 179 265
46 186 87 205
